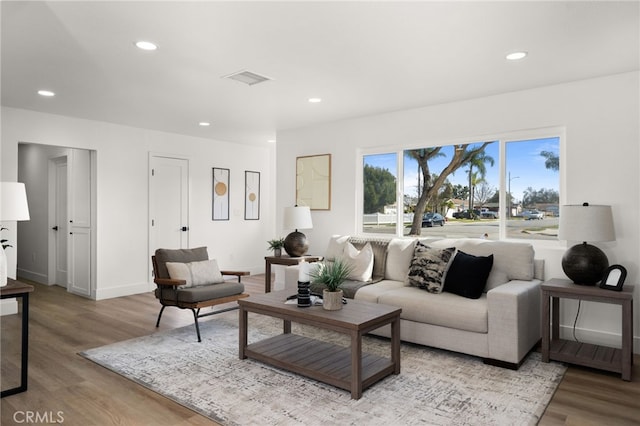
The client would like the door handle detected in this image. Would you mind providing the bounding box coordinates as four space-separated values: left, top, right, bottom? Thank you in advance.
181 226 189 232
52 226 59 231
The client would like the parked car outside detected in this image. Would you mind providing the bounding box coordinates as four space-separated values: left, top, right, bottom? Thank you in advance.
480 210 499 219
522 210 544 220
452 209 481 219
422 212 445 227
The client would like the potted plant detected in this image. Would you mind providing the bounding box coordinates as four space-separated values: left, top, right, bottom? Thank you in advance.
267 238 285 257
310 259 353 310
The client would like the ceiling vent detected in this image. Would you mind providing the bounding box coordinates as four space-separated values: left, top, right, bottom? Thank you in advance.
223 70 272 86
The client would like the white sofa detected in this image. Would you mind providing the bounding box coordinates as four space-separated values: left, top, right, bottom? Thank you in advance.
284 236 544 368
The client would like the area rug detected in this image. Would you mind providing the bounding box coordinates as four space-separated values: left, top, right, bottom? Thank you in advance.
80 311 565 426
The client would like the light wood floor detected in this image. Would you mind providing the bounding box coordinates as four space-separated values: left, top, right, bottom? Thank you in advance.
2 275 639 425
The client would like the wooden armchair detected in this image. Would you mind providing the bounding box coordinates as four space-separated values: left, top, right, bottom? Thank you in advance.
152 247 249 342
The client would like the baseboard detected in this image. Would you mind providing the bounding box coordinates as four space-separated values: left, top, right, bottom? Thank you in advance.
94 281 154 300
0 299 18 316
16 268 47 284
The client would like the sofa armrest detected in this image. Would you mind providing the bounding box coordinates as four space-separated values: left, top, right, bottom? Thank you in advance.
487 279 542 365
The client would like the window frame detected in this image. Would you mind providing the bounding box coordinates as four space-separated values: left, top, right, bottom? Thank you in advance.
357 126 565 243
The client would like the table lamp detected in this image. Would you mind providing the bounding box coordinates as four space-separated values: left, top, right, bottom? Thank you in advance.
1 182 31 286
283 206 313 257
558 203 614 285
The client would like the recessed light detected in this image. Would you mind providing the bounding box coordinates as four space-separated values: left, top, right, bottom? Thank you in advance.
37 90 55 97
268 139 276 143
506 51 528 61
135 41 158 51
308 98 322 103
198 122 211 127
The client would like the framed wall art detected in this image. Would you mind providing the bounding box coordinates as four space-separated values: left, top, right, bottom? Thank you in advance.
212 167 230 220
244 170 260 220
296 153 331 210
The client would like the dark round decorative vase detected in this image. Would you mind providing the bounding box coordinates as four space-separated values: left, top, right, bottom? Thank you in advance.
284 231 309 257
562 242 609 285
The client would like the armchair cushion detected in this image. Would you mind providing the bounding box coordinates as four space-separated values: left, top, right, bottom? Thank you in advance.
154 247 209 279
155 281 245 303
166 259 224 287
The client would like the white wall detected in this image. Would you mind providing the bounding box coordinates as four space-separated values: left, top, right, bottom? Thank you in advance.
276 72 640 352
2 107 276 299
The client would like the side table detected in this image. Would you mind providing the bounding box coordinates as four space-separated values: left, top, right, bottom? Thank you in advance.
1 278 35 397
541 278 634 381
264 255 323 293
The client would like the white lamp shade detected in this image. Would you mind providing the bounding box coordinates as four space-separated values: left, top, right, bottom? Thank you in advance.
283 206 313 230
1 182 30 221
558 204 614 242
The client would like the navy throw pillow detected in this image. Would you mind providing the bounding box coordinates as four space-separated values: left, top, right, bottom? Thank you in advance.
443 251 494 299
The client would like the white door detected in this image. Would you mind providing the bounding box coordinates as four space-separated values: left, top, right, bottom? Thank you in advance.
67 149 93 297
51 156 68 287
149 155 189 278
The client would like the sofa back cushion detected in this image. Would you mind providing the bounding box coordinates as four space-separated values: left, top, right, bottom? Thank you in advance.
429 238 534 290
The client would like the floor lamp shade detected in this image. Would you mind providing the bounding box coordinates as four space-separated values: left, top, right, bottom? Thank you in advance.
283 206 313 257
1 182 31 287
559 204 614 285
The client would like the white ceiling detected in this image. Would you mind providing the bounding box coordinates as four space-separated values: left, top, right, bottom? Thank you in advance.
2 1 638 145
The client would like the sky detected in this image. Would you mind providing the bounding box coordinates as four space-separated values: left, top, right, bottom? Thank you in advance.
364 137 560 203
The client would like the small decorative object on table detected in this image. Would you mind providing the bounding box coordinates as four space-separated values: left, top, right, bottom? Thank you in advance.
310 259 352 311
297 261 311 307
267 238 285 257
599 264 627 291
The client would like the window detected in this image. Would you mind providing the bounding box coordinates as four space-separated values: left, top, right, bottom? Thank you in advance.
362 153 397 235
505 137 560 240
360 133 561 240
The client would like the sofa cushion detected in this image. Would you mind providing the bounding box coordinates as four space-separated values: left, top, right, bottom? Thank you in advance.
348 237 389 280
443 251 493 299
385 238 416 281
166 259 225 288
406 241 455 293
428 239 534 290
154 247 209 279
378 286 488 333
353 279 405 303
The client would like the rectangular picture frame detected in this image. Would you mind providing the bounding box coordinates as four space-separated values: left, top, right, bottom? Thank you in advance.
244 170 260 220
212 167 230 221
296 153 331 210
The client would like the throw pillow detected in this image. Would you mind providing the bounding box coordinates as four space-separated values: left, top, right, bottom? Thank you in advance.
325 235 350 261
342 242 374 282
406 241 455 293
166 259 225 288
443 250 494 299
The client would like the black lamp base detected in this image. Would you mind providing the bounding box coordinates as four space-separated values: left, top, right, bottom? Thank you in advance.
562 242 609 285
284 231 309 257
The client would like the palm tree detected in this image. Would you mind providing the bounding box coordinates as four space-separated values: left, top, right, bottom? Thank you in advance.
466 150 495 214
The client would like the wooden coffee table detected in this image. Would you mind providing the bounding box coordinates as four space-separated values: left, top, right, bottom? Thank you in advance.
238 290 401 399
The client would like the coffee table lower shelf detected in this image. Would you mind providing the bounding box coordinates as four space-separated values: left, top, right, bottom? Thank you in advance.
244 333 396 395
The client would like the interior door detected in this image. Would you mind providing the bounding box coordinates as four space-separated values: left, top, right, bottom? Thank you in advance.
149 155 189 279
67 149 92 297
52 156 68 287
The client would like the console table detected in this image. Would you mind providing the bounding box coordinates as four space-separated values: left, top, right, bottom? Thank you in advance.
541 278 634 381
1 278 34 397
264 255 323 293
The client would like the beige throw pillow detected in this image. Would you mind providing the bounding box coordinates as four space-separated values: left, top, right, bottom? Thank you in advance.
166 259 225 288
343 242 374 282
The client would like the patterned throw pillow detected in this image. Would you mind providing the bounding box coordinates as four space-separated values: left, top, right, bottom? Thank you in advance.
166 259 225 288
406 241 455 293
